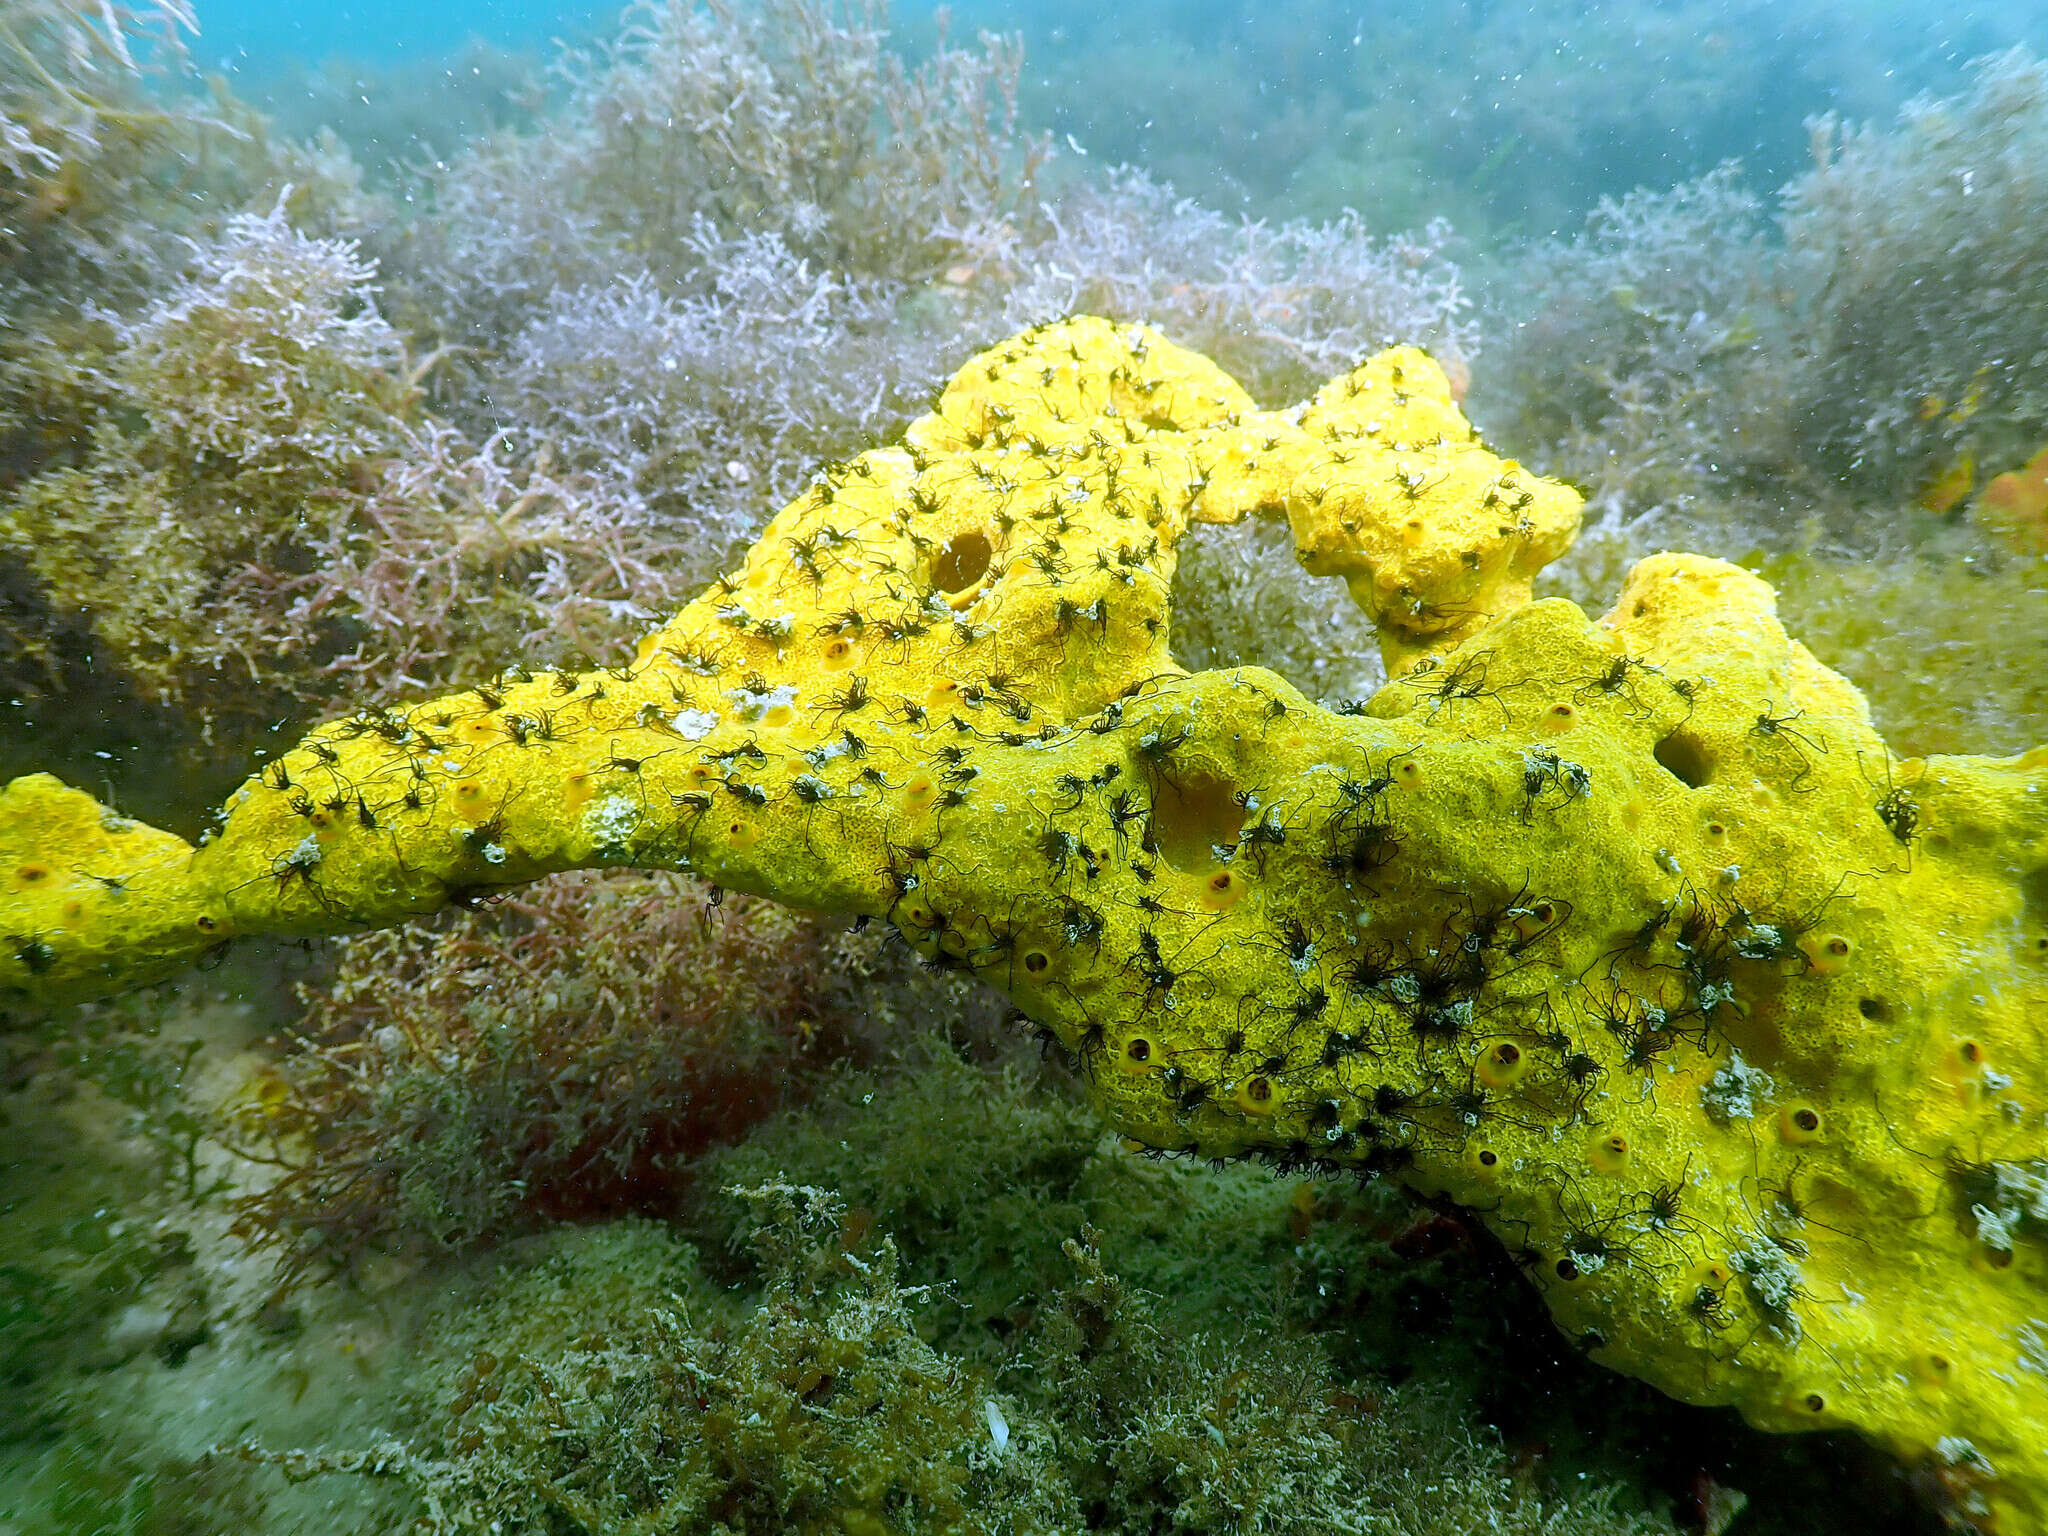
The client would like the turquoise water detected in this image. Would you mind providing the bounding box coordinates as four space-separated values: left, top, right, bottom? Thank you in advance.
208 0 2048 230
198 1 610 69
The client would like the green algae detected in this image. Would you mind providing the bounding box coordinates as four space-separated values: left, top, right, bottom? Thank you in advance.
1759 546 2048 759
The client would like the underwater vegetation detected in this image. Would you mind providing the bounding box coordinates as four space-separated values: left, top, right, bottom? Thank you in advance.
1484 50 2048 524
946 0 2048 238
2 0 2046 1533
6 313 2044 1529
216 1125 1695 1536
225 875 887 1271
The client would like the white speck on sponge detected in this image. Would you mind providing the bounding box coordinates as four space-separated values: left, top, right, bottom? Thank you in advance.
1731 1239 1802 1335
672 708 720 740
1700 1051 1773 1124
2018 1324 2048 1375
1936 1437 1993 1473
726 682 798 721
585 794 639 860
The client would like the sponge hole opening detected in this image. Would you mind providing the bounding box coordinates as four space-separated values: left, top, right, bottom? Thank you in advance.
1654 731 1714 789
